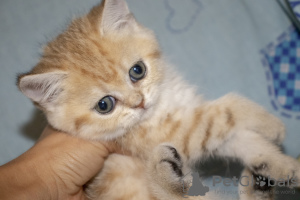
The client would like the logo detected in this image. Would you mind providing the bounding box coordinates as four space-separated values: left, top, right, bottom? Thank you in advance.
255 176 267 187
180 171 210 197
180 172 298 197
212 175 297 187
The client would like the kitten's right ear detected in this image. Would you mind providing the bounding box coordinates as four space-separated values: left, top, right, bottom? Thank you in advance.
90 0 138 34
18 71 67 106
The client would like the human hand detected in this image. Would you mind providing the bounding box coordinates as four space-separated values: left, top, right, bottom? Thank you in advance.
0 126 118 200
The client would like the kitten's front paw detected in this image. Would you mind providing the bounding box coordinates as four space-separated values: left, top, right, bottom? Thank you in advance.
149 144 192 195
159 145 183 176
154 144 184 179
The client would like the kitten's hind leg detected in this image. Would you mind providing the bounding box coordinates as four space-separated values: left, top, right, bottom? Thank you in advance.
215 94 286 145
239 168 274 200
218 130 300 187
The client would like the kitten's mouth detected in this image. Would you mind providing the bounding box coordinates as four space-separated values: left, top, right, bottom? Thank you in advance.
139 101 156 120
135 99 153 110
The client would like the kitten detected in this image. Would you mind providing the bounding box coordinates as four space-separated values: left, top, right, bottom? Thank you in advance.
18 0 300 199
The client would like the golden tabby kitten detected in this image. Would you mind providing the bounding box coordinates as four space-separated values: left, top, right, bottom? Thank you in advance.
18 0 300 199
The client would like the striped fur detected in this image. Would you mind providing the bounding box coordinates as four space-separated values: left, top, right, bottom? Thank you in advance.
18 1 300 199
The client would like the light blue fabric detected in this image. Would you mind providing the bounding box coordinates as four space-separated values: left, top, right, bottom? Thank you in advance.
1 0 300 199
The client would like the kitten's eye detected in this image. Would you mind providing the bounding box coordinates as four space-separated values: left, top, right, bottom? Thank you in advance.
129 61 147 82
95 96 115 114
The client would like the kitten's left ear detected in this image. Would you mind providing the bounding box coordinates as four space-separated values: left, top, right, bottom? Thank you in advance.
99 0 138 34
18 71 67 107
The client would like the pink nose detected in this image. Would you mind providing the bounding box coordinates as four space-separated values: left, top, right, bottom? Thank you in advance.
133 99 145 109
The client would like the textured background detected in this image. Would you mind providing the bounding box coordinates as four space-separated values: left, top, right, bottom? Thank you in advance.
1 0 300 199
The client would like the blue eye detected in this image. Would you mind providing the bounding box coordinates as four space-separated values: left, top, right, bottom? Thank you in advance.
129 61 147 82
95 96 115 114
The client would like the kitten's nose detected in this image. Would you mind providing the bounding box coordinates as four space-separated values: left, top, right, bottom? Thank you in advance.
134 99 145 109
128 92 144 109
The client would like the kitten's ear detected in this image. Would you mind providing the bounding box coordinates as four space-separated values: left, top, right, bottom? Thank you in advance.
18 71 67 105
100 0 137 34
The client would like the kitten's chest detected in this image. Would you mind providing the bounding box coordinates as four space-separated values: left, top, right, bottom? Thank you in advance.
118 106 200 159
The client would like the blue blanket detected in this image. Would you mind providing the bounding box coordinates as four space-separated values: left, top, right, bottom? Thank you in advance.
0 0 299 199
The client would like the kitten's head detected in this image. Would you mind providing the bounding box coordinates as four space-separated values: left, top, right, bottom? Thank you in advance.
18 0 164 140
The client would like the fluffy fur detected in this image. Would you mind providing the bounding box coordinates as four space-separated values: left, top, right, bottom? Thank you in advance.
18 0 300 199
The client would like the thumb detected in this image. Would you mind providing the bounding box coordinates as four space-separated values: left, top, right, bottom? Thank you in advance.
37 127 117 190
